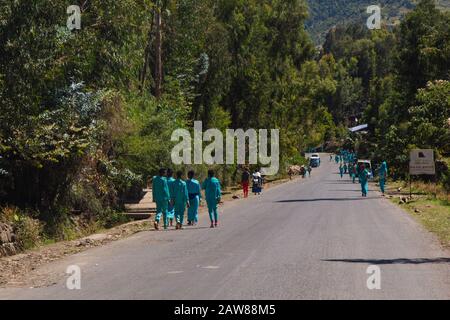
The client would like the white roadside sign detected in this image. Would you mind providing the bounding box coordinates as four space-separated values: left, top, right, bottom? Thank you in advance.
409 149 435 175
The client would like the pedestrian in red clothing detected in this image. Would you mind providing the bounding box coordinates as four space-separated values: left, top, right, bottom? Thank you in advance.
241 168 250 198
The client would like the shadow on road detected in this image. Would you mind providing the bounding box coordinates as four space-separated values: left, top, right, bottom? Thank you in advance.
324 182 357 185
276 197 381 203
322 258 450 265
150 226 213 232
327 189 363 192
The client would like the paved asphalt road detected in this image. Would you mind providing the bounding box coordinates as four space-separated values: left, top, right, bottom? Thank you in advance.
1 156 450 300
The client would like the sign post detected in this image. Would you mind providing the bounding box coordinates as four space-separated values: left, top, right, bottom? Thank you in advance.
409 149 436 199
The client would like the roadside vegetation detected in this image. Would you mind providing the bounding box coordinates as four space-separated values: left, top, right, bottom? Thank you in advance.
385 181 450 247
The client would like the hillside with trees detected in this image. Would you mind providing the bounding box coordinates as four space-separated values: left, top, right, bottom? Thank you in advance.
306 0 450 44
319 0 450 182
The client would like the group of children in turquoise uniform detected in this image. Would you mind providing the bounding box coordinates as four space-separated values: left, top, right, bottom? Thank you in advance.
333 150 388 197
152 168 222 231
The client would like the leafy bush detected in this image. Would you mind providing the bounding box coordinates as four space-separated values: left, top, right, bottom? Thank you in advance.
14 215 43 250
1 207 43 250
0 206 20 224
285 154 308 167
0 83 107 210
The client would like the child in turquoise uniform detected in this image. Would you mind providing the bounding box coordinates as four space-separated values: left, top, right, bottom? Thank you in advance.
339 164 344 178
202 170 222 228
349 163 356 183
166 169 176 227
358 164 370 197
378 161 388 195
152 168 170 230
170 171 189 230
186 171 201 226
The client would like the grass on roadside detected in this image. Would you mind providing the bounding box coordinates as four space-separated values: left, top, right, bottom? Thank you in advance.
386 180 450 248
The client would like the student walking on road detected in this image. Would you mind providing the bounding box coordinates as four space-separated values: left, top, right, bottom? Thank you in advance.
202 170 222 228
166 169 176 227
241 167 250 198
339 164 344 178
170 171 190 230
349 163 356 183
153 168 170 231
378 161 388 195
358 163 370 197
186 171 201 226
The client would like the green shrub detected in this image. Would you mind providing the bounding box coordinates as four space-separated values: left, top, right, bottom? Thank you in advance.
14 215 43 250
0 206 20 223
285 154 308 166
101 210 130 229
442 169 450 193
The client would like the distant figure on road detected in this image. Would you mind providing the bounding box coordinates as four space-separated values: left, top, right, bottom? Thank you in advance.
186 170 201 226
339 164 344 178
378 161 388 195
349 163 356 183
252 170 263 194
300 166 306 179
152 168 170 231
335 155 340 164
358 163 370 197
307 165 312 177
171 171 190 230
166 169 176 227
330 154 333 162
202 170 222 228
241 167 250 198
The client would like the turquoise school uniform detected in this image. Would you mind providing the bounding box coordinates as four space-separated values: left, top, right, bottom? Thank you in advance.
166 177 176 220
170 178 189 225
186 179 201 224
152 176 170 228
378 161 388 194
339 165 344 178
202 177 222 223
359 169 370 197
349 165 356 183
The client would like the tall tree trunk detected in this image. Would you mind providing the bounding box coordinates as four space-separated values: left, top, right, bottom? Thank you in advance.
154 6 162 99
139 27 152 94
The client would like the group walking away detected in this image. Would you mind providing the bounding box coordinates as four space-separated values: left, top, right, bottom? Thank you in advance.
152 167 265 231
332 151 388 198
153 168 221 230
